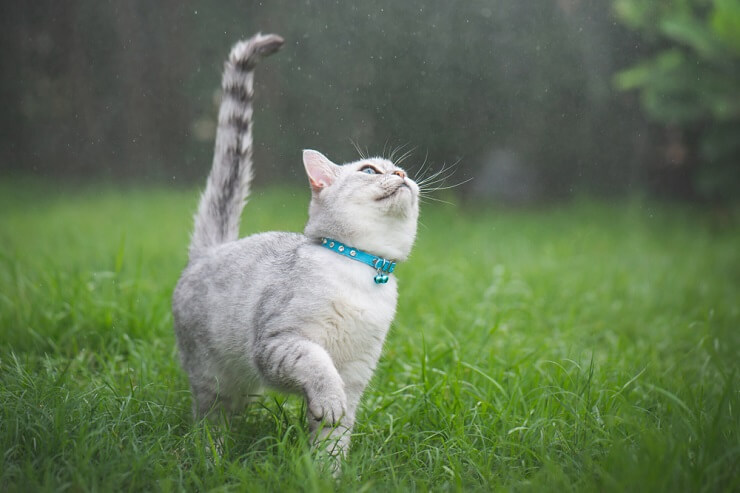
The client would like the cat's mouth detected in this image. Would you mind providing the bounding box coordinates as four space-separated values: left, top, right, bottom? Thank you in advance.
375 183 410 201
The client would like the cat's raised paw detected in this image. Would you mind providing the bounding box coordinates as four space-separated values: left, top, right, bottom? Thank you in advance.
308 391 347 426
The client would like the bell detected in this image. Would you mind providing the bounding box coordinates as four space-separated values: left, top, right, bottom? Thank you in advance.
374 274 389 284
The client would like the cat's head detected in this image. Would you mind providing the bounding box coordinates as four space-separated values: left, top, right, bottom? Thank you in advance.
302 149 419 261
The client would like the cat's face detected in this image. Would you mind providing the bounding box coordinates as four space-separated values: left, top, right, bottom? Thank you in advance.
303 150 419 261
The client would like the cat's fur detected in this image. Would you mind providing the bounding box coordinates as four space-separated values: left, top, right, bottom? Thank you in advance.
172 33 419 462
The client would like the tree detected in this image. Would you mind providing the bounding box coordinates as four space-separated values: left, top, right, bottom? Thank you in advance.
613 0 740 201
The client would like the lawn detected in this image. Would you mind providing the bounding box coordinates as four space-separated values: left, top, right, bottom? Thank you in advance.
0 181 737 492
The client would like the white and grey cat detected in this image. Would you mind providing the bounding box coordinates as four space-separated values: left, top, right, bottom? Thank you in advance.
172 33 419 463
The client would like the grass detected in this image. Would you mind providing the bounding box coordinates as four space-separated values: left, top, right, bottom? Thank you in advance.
0 180 738 492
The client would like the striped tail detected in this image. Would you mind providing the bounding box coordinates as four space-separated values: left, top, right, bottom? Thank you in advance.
189 33 284 259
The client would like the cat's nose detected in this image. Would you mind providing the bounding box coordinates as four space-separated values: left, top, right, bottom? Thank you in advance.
392 170 406 179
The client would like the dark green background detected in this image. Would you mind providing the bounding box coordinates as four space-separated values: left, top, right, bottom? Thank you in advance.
1 0 737 201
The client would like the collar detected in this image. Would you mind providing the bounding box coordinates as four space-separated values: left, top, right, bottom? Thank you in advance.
319 237 396 284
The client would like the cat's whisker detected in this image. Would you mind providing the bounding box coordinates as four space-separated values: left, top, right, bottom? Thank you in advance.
350 139 367 160
416 167 456 188
409 150 431 181
416 158 462 188
417 172 456 188
394 147 416 167
415 158 469 203
415 166 443 185
382 138 391 160
416 159 455 183
418 195 456 206
419 177 473 193
388 142 411 163
419 171 469 190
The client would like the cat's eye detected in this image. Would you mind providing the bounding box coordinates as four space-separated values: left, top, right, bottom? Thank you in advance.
360 166 378 175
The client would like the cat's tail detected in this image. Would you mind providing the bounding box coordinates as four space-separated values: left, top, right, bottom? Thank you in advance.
189 33 284 259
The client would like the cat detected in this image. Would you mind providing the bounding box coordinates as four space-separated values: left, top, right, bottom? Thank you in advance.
172 33 420 466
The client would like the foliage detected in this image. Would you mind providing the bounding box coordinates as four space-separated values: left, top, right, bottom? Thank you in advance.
1 182 738 491
614 0 740 200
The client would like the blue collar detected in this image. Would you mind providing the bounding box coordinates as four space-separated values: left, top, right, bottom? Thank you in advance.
319 237 396 284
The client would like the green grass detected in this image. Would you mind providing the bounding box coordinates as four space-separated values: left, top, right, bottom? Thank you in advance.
0 180 738 492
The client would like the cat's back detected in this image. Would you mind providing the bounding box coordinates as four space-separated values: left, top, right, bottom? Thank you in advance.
175 231 307 294
173 232 307 322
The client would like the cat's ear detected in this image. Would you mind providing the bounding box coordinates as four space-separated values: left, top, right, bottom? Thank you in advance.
303 149 339 193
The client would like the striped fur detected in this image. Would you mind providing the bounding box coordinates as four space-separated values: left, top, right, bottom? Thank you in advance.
189 34 284 258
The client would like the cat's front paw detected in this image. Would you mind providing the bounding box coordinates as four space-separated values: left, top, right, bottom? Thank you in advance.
307 390 347 426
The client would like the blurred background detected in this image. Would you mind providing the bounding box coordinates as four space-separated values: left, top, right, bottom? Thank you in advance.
1 0 738 203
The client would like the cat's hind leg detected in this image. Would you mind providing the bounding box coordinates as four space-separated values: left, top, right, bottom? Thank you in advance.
190 378 261 456
191 377 260 420
191 382 232 420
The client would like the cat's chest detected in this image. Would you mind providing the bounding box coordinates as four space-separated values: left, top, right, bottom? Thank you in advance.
305 253 398 364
